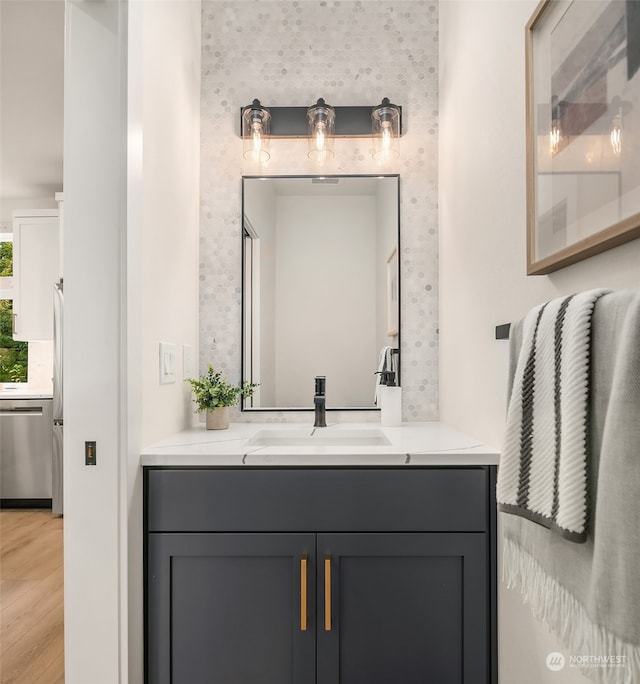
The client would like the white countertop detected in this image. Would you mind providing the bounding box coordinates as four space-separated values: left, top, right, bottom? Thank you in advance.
0 387 53 400
141 421 500 467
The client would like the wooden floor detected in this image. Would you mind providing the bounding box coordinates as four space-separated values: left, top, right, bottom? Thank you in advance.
0 510 64 684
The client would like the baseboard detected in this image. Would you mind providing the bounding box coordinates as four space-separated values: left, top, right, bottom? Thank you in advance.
0 498 52 509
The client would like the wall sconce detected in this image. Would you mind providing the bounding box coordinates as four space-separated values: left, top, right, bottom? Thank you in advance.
608 98 632 158
609 96 623 158
241 99 271 162
610 114 622 156
549 97 564 158
549 119 562 157
307 98 336 162
240 97 403 162
372 97 400 161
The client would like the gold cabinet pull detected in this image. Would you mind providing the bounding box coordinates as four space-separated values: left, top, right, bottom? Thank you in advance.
324 554 332 631
300 555 308 631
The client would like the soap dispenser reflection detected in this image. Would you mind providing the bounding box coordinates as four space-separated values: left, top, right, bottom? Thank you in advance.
314 376 327 428
377 370 402 427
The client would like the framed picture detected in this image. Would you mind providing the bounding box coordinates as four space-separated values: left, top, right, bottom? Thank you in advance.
526 0 640 274
386 246 399 336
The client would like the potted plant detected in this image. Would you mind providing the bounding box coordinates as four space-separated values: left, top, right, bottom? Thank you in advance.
187 364 257 430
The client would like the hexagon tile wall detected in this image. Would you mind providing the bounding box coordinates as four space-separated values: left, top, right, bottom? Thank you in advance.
200 0 439 422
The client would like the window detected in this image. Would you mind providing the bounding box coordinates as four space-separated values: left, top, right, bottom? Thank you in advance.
0 239 28 383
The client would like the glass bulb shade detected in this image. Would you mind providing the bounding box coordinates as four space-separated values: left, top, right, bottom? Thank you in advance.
610 116 622 156
549 120 562 157
372 101 400 160
242 102 271 162
307 101 335 162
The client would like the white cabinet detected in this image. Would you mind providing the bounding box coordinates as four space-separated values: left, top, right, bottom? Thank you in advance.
12 210 60 341
55 192 64 278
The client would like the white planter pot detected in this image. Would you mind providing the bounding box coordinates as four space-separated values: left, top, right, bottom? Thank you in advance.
205 406 230 430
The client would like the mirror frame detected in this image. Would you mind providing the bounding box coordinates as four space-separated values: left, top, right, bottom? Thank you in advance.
240 173 400 412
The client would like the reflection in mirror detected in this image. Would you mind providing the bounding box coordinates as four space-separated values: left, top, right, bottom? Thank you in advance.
242 175 400 411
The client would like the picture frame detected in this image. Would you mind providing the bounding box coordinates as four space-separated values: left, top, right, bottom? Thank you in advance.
386 246 399 336
526 0 640 275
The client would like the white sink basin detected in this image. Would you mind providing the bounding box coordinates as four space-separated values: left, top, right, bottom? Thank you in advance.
246 428 391 447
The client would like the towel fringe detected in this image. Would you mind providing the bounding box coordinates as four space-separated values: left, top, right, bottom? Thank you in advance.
503 538 640 684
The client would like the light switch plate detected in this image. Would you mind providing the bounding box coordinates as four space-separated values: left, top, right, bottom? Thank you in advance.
159 342 177 384
183 344 193 380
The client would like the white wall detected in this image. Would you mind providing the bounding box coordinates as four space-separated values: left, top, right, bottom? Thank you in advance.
139 0 201 445
0 0 64 221
376 179 400 353
63 2 126 680
127 1 201 682
63 1 201 682
200 0 440 422
25 341 54 389
439 2 640 683
0 0 63 392
0 198 58 228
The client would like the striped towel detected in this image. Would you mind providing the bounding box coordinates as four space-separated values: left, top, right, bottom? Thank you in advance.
496 289 609 542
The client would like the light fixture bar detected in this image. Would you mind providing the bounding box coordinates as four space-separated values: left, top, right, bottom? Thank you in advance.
239 105 403 138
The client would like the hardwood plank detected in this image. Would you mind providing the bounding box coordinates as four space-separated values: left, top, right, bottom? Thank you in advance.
34 648 65 684
1 566 64 652
1 534 63 580
0 510 64 683
1 511 57 561
0 604 64 684
0 579 40 611
0 510 53 547
1 514 63 581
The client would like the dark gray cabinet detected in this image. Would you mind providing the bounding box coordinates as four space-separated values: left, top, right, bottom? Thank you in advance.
148 533 316 684
316 533 488 684
145 467 497 684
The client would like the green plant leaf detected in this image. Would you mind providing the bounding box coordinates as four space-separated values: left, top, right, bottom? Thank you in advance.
186 364 258 411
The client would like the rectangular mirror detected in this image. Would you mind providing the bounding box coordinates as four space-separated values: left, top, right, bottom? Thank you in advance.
242 175 400 411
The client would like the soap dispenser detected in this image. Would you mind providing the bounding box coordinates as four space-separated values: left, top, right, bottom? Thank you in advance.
378 370 402 427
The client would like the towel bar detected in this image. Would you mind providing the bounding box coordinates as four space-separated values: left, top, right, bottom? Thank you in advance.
495 323 511 340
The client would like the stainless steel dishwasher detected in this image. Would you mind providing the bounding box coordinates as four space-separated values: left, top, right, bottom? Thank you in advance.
0 398 53 507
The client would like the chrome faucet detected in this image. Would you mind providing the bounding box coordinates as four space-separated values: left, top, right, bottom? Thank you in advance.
314 376 327 428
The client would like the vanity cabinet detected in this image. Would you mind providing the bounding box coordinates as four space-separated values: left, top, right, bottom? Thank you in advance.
145 467 497 684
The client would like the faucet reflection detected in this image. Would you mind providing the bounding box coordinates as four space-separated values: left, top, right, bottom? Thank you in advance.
314 376 327 428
